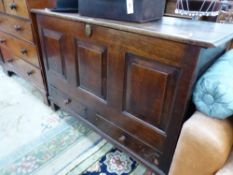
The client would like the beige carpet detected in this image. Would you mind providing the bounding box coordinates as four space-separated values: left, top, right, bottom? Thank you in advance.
0 66 154 175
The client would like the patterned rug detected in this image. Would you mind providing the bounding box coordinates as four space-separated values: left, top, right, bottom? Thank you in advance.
0 67 155 175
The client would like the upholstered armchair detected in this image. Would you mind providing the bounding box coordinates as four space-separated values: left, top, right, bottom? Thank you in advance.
169 111 233 175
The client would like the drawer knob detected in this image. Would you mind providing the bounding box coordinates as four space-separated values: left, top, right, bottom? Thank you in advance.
7 59 14 63
9 2 17 10
20 48 28 55
118 135 126 142
0 39 6 44
85 24 92 37
27 70 34 76
63 99 71 105
14 25 22 31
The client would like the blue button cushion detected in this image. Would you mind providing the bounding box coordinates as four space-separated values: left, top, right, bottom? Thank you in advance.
193 49 233 119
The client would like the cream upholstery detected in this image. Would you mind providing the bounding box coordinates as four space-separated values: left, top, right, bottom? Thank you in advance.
169 111 233 175
216 150 233 175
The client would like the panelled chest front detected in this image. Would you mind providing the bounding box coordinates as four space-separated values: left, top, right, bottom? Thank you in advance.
33 11 233 174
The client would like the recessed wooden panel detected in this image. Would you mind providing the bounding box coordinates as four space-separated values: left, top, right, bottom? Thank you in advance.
42 28 66 78
76 40 107 100
124 53 177 128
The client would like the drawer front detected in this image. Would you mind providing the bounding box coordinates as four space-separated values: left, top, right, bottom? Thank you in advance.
0 0 4 12
0 14 34 43
3 0 29 19
0 31 39 67
49 85 87 116
1 48 44 90
91 114 163 174
11 57 44 90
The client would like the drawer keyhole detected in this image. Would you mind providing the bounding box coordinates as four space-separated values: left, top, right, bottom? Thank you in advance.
118 135 126 142
9 2 17 10
27 70 34 76
63 99 71 105
14 25 22 31
21 48 28 55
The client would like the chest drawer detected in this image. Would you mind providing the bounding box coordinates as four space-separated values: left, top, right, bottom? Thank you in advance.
0 31 39 67
1 47 44 90
3 0 29 19
9 56 44 90
49 85 87 116
0 14 34 43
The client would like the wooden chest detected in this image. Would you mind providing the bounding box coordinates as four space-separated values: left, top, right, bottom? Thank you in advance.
32 10 233 174
0 0 55 102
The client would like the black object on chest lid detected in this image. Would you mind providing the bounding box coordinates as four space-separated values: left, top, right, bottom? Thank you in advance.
51 0 78 13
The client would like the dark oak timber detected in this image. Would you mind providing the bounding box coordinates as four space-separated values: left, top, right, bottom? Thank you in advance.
32 9 233 175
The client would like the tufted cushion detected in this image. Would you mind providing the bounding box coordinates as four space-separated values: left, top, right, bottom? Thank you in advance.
193 49 233 119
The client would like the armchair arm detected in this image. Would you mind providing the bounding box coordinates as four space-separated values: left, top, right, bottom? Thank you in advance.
216 150 233 175
169 111 233 175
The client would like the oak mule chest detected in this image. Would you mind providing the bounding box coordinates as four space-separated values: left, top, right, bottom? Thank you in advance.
33 10 233 174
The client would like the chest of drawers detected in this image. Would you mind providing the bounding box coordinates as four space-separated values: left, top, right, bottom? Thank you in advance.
0 0 55 103
33 10 233 174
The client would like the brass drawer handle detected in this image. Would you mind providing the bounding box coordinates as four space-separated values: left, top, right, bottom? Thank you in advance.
20 48 28 55
85 24 92 37
118 135 126 142
63 99 71 105
27 70 34 76
0 39 6 44
14 25 22 31
9 2 17 10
